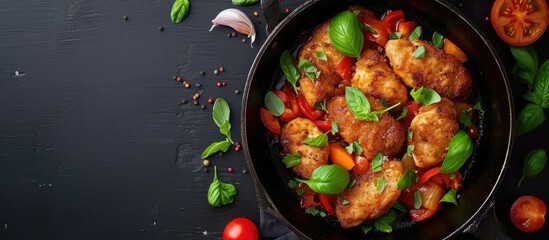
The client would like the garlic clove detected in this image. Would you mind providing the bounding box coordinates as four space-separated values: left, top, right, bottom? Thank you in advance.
210 8 256 48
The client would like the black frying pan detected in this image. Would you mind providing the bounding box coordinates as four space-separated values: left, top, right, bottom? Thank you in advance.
241 0 514 239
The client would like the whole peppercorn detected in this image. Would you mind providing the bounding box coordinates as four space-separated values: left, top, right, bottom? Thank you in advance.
285 8 290 13
176 76 182 82
184 83 190 88
195 83 201 88
228 167 233 173
253 11 259 17
213 69 219 75
219 67 225 73
123 16 129 21
208 98 214 104
242 169 247 174
203 159 210 167
235 145 241 152
193 100 199 106
181 99 188 104
217 82 222 87
199 71 205 76
234 89 240 95
158 26 164 31
231 32 237 37
221 82 227 87
200 105 206 110
241 38 246 43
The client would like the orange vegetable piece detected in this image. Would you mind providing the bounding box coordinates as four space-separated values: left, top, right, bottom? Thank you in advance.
443 39 467 63
329 143 355 170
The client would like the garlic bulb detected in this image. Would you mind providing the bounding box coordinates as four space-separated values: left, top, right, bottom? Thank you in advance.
210 8 256 47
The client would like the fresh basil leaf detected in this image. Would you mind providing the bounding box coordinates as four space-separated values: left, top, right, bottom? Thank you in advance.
440 189 458 206
392 201 408 212
305 207 320 216
303 133 328 148
342 199 350 205
515 103 545 136
201 140 232 159
288 180 299 189
345 86 371 118
460 111 471 128
390 32 402 40
362 24 376 33
361 225 373 234
283 154 302 168
413 191 422 209
331 122 339 135
264 91 285 117
518 149 546 188
523 91 543 105
510 46 538 88
408 129 413 139
298 59 321 81
213 98 230 128
314 99 327 111
297 165 350 194
413 46 426 59
397 106 408 120
374 176 387 193
316 51 328 61
207 166 237 207
371 152 383 173
329 10 363 58
410 87 441 105
367 103 400 121
408 26 422 40
219 121 233 143
373 219 392 233
432 32 444 48
398 169 416 190
280 50 300 92
440 130 473 174
297 189 305 197
170 0 190 23
473 102 482 110
345 141 362 155
531 59 549 108
319 210 327 218
377 209 398 225
406 145 414 157
231 0 258 6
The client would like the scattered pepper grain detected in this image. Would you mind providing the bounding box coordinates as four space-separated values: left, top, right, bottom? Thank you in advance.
234 89 240 95
176 76 182 82
194 100 199 106
242 169 247 174
184 83 191 88
123 16 129 21
214 69 219 75
195 83 201 87
228 167 233 173
253 11 259 17
219 67 225 72
231 32 237 37
221 82 227 87
203 159 210 167
199 71 205 76
200 105 206 110
241 38 246 43
159 26 164 31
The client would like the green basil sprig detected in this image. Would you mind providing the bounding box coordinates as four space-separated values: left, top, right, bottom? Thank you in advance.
372 210 398 233
518 149 546 188
413 191 422 209
297 164 350 194
524 60 549 108
374 176 387 193
303 133 328 148
330 122 338 135
207 166 237 207
231 0 258 6
298 60 321 81
390 32 402 40
202 98 234 159
397 169 416 190
440 189 458 206
345 141 362 155
264 91 285 117
316 51 327 61
440 130 473 174
280 50 301 92
510 46 538 89
345 87 399 121
432 32 444 48
171 0 190 24
283 154 302 168
408 26 422 41
413 46 426 59
410 87 441 105
371 152 383 173
329 10 363 58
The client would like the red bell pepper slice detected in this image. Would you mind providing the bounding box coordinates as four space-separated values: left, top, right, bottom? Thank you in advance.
336 56 356 80
381 10 405 32
430 171 463 191
418 167 441 185
363 17 390 47
314 120 332 132
318 194 336 216
402 101 420 129
275 85 302 122
297 94 323 120
397 21 417 39
259 107 281 134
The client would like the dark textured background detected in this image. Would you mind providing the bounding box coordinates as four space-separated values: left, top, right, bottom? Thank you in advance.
0 0 548 239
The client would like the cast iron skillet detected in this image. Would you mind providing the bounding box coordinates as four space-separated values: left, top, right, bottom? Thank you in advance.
241 0 514 239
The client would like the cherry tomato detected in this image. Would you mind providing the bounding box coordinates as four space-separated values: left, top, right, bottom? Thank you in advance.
430 171 463 191
466 123 479 139
362 17 390 46
336 56 356 80
410 207 439 222
490 0 549 46
318 194 336 216
382 10 405 32
259 107 281 134
510 195 546 233
297 94 323 120
397 21 417 39
223 218 259 240
352 155 370 175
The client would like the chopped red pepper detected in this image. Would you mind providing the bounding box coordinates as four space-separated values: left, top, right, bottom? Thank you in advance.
336 56 356 80
318 194 336 216
297 94 323 120
402 101 420 129
260 107 281 134
381 10 405 32
418 167 442 185
363 17 390 46
409 206 439 222
314 120 332 132
397 21 417 39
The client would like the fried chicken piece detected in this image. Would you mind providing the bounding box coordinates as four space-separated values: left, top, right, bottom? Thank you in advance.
280 117 329 179
298 21 345 107
385 39 472 99
409 98 459 168
351 49 408 112
327 96 404 160
335 160 404 228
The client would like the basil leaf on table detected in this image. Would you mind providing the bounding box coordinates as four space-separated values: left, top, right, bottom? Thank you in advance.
170 0 190 24
432 32 444 48
530 60 549 108
518 149 546 188
219 122 233 143
283 154 302 168
213 98 230 127
201 140 231 159
316 51 327 61
408 26 422 40
510 46 538 88
515 103 545 136
410 87 441 105
207 166 237 207
298 59 321 81
440 130 473 174
231 0 258 6
264 91 285 117
297 164 350 194
440 189 458 206
397 169 416 190
280 50 301 92
329 10 363 58
303 133 328 148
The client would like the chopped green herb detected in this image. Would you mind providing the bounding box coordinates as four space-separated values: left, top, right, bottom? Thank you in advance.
414 191 422 209
460 111 472 127
303 133 329 147
413 46 426 59
345 141 363 155
440 189 458 206
432 32 444 48
390 32 402 39
392 201 407 212
288 180 299 189
283 154 302 168
397 106 408 120
408 26 422 40
348 179 357 188
316 51 327 61
314 99 327 111
297 189 306 197
374 176 387 193
343 199 350 205
305 207 320 216
397 169 416 190
371 153 383 172
406 145 414 157
298 59 321 81
331 122 339 135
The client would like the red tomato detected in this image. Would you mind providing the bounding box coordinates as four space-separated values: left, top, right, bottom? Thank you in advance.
336 56 356 80
259 107 281 134
363 17 390 46
397 21 417 39
510 195 546 233
382 10 405 32
402 101 420 129
491 0 549 46
467 123 479 139
410 207 439 222
399 187 419 210
418 167 441 185
297 184 319 209
430 171 463 191
318 194 336 216
314 120 332 132
297 94 323 120
280 84 302 116
223 218 259 240
417 181 445 211
352 155 370 175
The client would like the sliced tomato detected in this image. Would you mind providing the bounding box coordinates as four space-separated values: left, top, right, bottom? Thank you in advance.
510 195 546 232
336 56 356 80
315 120 332 132
352 155 370 175
318 194 336 216
430 171 463 191
417 181 446 211
418 167 441 185
410 207 439 222
297 94 323 120
363 17 390 46
298 184 320 209
491 0 549 46
260 107 281 134
402 101 420 129
397 21 417 39
382 10 405 32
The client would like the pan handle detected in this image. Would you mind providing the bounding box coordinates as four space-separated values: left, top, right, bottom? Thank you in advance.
459 200 513 239
260 0 286 34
